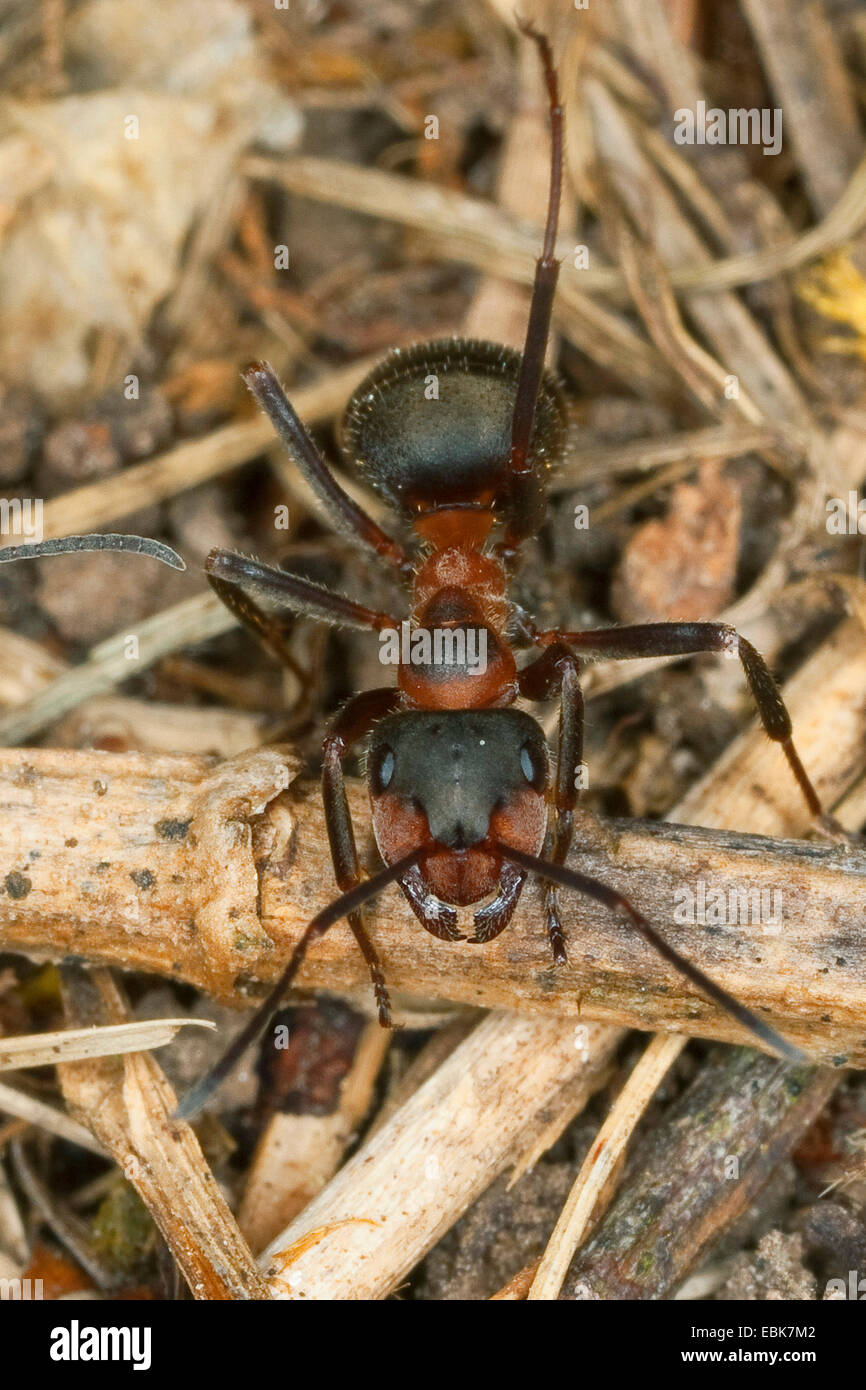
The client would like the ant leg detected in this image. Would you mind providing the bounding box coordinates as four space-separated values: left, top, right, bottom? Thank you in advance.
205 547 402 697
207 568 308 682
206 549 401 635
495 844 805 1065
175 847 420 1120
502 21 563 559
554 622 831 831
519 642 584 963
322 688 403 1025
243 363 412 575
0 534 185 570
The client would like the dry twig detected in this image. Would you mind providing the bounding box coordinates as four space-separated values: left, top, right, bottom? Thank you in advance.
0 739 864 1058
528 1032 687 1299
56 967 268 1300
561 1047 839 1300
0 1017 215 1071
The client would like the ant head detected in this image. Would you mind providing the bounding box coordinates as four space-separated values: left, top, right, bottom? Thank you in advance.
367 709 549 866
341 338 565 523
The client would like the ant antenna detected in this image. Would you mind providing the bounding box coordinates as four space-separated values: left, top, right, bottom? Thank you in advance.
242 361 411 574
174 848 422 1122
503 17 564 555
0 534 186 570
495 844 806 1066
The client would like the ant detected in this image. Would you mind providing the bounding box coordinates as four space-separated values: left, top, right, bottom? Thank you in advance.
7 24 837 1119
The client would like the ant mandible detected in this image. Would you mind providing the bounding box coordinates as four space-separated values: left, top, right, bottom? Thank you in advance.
5 23 828 1117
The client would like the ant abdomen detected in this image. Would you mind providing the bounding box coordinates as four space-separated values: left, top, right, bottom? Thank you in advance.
341 338 565 518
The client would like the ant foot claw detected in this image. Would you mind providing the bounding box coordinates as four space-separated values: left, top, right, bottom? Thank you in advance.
811 813 860 848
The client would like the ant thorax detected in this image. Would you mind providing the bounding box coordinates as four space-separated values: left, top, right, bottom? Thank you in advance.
388 545 517 708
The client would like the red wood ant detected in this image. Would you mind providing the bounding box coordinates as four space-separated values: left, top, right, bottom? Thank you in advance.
9 24 830 1118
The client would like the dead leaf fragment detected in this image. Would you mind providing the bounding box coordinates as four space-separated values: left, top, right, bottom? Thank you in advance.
611 462 742 623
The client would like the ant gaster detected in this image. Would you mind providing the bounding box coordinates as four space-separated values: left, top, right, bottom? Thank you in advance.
8 25 829 1117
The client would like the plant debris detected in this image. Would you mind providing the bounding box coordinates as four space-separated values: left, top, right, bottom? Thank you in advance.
0 0 864 1306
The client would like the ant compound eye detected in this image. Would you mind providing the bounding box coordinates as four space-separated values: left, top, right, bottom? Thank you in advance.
372 746 395 793
520 742 545 790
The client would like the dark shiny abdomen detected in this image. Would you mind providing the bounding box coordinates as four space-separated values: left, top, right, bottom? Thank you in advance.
341 338 565 513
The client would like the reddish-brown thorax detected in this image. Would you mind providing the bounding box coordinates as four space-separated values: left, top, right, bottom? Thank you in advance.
398 516 517 709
